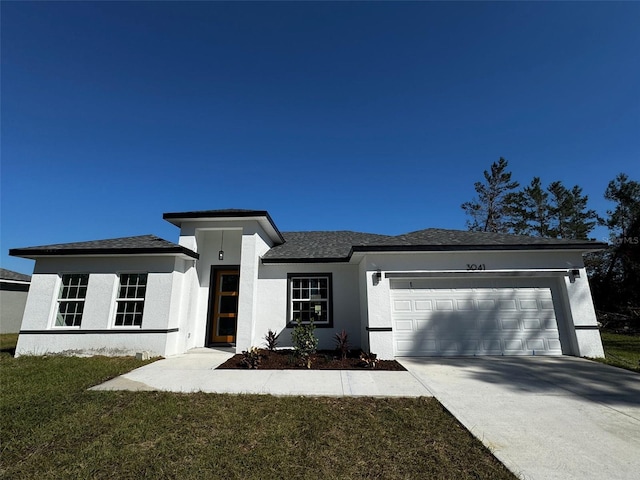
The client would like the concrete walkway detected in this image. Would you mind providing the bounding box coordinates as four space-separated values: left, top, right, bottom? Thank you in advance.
90 348 433 397
401 356 640 480
91 350 640 480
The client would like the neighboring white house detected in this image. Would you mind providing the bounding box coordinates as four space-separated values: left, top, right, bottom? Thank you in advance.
0 268 31 334
10 209 606 359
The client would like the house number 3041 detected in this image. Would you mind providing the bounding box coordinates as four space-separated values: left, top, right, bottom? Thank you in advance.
467 264 486 271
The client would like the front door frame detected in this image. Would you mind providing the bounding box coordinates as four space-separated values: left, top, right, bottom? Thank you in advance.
206 265 240 346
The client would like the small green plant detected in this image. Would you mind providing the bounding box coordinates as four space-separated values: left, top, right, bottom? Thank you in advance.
240 347 262 369
291 318 318 368
264 329 280 351
334 329 350 360
359 351 378 369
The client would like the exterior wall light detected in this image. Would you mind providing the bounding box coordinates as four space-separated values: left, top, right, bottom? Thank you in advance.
218 231 224 261
373 269 382 285
569 268 580 283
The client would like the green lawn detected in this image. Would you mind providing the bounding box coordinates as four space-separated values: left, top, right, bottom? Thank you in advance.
0 337 514 479
597 331 640 373
0 333 18 355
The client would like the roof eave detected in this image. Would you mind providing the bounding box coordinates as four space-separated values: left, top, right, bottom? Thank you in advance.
261 241 607 263
261 256 350 264
350 243 608 253
163 210 285 245
9 247 200 260
0 279 31 285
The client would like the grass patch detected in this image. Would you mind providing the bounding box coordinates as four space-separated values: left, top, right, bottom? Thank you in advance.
596 331 640 373
0 351 515 479
0 333 18 356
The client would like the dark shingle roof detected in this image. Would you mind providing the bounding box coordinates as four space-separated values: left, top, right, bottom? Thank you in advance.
262 228 606 262
9 235 199 259
0 268 31 282
262 231 394 262
379 228 600 247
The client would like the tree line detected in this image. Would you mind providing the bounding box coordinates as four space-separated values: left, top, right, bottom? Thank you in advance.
461 158 640 329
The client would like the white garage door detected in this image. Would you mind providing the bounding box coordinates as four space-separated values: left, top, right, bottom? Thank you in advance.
391 278 563 356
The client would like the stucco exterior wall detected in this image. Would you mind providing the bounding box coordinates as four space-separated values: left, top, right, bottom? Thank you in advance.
235 231 270 351
358 260 371 353
15 332 175 357
357 250 603 359
254 263 362 351
561 267 604 357
15 255 182 357
0 285 29 333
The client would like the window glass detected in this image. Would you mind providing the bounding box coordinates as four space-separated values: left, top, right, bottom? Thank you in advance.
114 273 148 327
220 274 239 293
55 274 89 327
219 296 238 314
288 275 331 326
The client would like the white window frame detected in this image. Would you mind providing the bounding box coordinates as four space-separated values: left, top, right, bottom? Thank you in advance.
54 273 89 328
113 273 148 328
287 273 333 327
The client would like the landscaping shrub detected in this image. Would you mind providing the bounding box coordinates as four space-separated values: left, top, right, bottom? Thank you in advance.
359 351 378 369
334 329 350 360
264 329 280 351
240 347 262 369
291 318 318 368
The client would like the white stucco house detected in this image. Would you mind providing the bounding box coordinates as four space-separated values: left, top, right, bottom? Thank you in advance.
10 209 606 359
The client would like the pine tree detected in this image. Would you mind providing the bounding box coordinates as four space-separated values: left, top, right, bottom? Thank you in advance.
547 182 597 240
461 158 519 233
603 173 640 238
508 177 551 237
587 173 640 327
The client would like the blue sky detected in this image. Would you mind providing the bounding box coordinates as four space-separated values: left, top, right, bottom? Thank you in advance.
2 1 639 275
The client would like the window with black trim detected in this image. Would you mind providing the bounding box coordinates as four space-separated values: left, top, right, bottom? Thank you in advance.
287 274 332 327
114 273 147 327
55 274 89 327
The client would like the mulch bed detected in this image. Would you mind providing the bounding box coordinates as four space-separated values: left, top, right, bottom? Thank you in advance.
217 349 406 371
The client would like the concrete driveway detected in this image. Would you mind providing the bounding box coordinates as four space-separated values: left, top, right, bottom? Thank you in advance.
399 356 640 480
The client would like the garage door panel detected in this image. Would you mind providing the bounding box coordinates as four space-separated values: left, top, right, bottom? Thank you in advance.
543 317 557 330
498 299 518 310
548 338 562 350
519 299 539 310
526 339 545 351
394 319 413 332
392 300 411 312
456 299 475 310
500 318 520 330
481 339 502 353
439 341 461 354
415 300 433 311
541 299 554 310
504 339 525 352
391 281 562 356
477 317 501 329
435 300 454 311
523 318 542 329
477 299 496 310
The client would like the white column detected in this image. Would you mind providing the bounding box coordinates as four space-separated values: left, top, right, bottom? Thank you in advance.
564 268 605 358
235 232 269 352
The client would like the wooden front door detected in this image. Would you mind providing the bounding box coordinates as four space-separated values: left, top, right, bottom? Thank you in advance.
209 268 240 344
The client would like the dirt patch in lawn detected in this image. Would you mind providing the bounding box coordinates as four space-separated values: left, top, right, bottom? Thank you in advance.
217 349 406 371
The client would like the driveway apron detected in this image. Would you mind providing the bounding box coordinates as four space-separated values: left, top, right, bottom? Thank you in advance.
399 356 640 480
